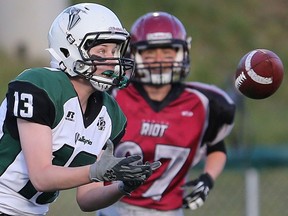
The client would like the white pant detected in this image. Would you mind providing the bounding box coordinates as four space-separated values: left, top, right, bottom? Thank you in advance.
97 201 184 216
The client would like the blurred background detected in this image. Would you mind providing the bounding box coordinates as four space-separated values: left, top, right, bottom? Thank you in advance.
0 0 287 215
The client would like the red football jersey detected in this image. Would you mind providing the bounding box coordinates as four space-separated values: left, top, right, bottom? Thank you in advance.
112 82 235 211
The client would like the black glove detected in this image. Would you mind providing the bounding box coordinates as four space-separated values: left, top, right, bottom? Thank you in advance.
118 161 162 195
118 179 144 196
182 173 214 210
89 140 152 182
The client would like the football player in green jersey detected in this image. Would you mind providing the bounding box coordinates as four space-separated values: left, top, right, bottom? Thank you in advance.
0 3 160 216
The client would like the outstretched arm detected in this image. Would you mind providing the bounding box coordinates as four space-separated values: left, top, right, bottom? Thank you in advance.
77 160 161 211
18 119 92 191
204 151 227 180
18 119 157 192
76 181 124 212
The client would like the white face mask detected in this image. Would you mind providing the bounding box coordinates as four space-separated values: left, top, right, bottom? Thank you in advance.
150 72 173 84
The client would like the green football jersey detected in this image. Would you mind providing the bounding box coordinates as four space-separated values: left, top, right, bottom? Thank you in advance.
0 67 126 215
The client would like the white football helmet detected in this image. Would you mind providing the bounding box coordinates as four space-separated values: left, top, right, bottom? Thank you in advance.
47 3 134 91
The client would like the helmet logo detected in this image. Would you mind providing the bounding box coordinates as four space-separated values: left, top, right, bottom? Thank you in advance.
65 7 86 31
147 32 172 40
108 26 126 33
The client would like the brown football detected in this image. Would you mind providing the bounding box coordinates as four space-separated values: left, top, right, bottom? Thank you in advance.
234 49 284 99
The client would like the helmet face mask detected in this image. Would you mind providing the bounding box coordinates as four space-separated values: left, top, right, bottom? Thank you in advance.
47 3 135 91
135 60 185 85
130 12 191 86
75 32 134 91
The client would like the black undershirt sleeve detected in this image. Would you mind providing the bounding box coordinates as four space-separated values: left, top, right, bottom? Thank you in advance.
206 140 227 155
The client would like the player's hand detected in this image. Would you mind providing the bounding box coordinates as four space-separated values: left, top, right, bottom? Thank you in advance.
89 139 152 182
118 161 162 195
182 173 214 210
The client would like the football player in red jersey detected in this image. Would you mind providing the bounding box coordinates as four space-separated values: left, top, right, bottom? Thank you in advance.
98 11 236 216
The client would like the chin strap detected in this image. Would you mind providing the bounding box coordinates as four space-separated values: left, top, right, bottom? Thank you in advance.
46 48 67 71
